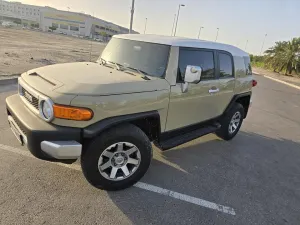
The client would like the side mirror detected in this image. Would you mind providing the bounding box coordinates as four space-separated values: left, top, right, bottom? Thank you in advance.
184 65 202 83
181 65 202 93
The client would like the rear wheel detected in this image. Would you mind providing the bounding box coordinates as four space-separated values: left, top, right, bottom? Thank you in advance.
216 103 244 140
81 124 152 191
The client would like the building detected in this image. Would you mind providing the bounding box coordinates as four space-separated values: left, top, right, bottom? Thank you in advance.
0 0 138 39
0 0 41 27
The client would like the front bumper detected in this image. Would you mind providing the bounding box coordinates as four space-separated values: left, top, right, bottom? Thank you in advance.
6 94 82 162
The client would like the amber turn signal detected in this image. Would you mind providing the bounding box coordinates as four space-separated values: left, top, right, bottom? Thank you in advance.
53 105 93 121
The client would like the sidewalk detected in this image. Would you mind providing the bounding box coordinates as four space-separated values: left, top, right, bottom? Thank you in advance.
253 67 300 87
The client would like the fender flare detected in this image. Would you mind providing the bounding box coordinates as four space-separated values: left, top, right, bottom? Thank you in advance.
83 110 161 138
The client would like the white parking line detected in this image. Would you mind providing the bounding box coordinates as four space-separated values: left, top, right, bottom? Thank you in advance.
0 143 236 216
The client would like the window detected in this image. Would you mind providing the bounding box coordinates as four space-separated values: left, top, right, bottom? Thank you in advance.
218 52 233 78
101 38 170 78
60 24 68 30
178 49 215 82
243 56 252 75
70 25 79 31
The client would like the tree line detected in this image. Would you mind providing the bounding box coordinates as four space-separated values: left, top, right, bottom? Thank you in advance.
250 37 300 75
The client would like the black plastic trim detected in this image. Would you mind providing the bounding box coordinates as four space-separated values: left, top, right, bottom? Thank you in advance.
83 110 161 138
223 91 252 116
156 123 220 150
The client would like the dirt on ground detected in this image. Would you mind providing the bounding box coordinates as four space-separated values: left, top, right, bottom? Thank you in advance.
253 67 300 86
0 27 106 76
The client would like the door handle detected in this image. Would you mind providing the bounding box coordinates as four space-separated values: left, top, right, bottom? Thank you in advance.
209 88 219 94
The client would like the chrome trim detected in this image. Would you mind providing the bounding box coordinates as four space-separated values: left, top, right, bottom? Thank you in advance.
18 77 54 122
8 115 28 145
39 98 54 122
41 141 82 160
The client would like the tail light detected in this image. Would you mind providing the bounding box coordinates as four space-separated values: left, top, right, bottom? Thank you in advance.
252 80 257 87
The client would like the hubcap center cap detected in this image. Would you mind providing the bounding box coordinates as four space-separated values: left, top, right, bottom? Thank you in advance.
115 156 125 165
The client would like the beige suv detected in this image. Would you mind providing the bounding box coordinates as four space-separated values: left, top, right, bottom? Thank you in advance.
6 34 253 190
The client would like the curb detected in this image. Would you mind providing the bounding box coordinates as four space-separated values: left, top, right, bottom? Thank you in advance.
0 78 18 85
0 75 20 86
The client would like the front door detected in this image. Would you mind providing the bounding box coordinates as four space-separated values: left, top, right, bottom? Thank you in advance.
165 48 220 131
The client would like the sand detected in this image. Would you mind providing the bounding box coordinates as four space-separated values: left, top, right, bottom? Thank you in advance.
0 27 106 77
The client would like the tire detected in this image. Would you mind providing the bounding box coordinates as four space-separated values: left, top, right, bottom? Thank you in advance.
216 103 244 141
81 124 152 191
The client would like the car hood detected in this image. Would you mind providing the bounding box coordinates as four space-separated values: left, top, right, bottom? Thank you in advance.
21 62 170 96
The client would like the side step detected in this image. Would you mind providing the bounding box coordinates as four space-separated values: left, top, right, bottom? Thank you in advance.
156 123 220 151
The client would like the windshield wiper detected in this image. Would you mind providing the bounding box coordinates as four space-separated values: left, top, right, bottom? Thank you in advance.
100 58 121 70
125 66 151 80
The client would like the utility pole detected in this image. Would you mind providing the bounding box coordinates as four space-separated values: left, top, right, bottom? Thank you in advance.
260 33 267 55
198 26 204 39
174 4 185 36
129 0 135 33
171 14 176 36
245 40 248 51
215 28 219 42
144 18 147 34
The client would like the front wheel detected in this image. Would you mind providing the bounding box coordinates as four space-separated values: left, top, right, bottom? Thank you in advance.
81 124 152 191
216 103 244 141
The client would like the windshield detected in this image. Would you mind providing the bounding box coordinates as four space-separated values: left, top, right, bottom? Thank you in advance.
99 38 170 78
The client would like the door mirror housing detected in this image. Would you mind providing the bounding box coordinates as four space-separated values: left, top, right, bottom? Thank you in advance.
184 65 202 83
181 65 202 93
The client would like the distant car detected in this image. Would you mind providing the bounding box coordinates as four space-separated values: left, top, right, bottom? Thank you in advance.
2 21 14 27
57 30 63 34
72 34 79 38
79 35 84 39
63 32 68 35
94 38 103 42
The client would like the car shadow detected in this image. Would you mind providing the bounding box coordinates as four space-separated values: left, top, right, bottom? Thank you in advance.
107 131 300 225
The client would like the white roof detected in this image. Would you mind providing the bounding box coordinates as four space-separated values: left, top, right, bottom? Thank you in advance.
114 34 248 57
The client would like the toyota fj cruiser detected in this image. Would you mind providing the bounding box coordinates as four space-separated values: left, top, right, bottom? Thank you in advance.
6 34 253 190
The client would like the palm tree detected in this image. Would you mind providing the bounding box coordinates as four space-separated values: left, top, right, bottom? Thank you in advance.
264 38 300 75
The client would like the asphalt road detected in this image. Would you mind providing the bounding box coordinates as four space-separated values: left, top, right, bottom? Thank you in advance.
0 75 300 225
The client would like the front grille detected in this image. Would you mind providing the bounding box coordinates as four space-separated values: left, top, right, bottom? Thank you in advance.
20 86 39 110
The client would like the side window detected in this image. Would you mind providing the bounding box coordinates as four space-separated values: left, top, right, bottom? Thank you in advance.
178 49 215 82
218 52 233 78
243 56 252 75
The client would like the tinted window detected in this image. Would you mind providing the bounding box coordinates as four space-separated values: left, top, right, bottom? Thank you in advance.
244 56 252 75
219 53 233 78
178 49 215 81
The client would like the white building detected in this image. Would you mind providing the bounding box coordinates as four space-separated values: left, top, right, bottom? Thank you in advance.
0 0 41 26
0 0 138 38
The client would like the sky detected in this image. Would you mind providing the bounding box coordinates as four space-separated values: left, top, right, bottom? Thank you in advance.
7 0 300 55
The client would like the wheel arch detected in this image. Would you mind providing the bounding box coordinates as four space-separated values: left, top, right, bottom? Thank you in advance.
224 92 251 118
83 111 161 141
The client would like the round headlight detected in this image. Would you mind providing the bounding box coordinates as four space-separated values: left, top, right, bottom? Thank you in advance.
41 100 53 120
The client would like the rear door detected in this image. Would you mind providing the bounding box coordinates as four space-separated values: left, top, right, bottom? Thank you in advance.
215 51 235 115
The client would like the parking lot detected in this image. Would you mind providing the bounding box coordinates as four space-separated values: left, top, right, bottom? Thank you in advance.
0 74 300 225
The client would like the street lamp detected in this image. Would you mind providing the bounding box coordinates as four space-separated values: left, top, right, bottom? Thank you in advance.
260 33 267 55
129 0 135 33
173 4 185 36
215 28 219 42
198 26 204 39
171 14 176 36
144 18 148 34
